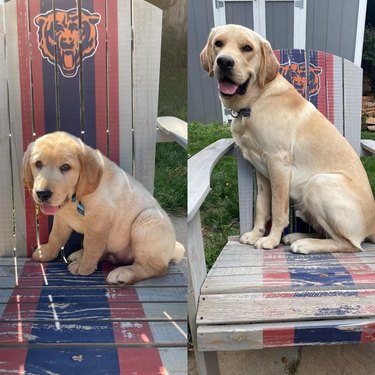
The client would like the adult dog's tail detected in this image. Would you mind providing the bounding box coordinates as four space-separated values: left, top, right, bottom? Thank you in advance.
172 241 185 263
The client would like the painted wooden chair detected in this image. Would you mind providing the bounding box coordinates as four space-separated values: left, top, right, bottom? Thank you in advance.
188 49 375 374
0 0 187 373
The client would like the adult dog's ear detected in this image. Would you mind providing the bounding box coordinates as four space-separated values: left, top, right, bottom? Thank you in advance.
200 28 217 77
258 40 279 88
22 142 34 191
76 145 103 200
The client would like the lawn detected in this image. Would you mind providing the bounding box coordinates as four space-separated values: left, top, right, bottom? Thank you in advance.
190 123 375 270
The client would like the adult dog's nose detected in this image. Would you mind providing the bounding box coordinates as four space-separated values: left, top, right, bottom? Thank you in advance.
36 189 53 202
217 55 235 72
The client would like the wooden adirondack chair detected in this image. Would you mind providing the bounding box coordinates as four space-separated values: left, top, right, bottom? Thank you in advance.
0 0 187 373
188 49 375 374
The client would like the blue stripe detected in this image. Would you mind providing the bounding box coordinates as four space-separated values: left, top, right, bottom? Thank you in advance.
25 262 120 373
308 50 318 108
284 251 357 294
294 325 362 344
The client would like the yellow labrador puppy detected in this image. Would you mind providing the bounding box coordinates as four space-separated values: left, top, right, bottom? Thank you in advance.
200 24 375 254
22 131 184 284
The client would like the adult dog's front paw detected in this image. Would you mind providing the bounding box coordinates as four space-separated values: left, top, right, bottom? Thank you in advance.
68 260 96 276
240 230 262 245
32 244 58 262
255 235 280 250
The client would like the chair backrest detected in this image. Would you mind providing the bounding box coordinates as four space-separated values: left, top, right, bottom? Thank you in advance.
0 0 162 257
238 49 363 234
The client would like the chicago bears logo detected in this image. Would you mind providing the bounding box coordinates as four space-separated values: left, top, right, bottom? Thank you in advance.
34 8 100 78
279 62 322 99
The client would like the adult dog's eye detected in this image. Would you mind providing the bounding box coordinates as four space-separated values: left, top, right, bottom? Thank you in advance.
242 45 253 52
215 40 223 48
60 164 71 172
35 160 43 169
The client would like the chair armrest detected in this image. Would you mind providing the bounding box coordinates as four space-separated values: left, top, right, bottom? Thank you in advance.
361 139 375 156
157 116 187 149
188 138 235 222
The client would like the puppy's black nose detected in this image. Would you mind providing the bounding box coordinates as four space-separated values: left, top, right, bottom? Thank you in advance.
36 189 53 202
217 55 235 72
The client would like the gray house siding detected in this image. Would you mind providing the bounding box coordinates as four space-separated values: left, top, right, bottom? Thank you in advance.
225 2 254 28
188 0 222 123
306 0 359 62
266 1 294 50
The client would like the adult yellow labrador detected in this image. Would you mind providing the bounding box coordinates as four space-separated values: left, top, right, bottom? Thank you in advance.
200 24 375 254
22 131 184 284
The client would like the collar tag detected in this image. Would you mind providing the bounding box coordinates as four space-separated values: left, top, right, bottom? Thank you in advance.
71 194 85 216
231 108 251 118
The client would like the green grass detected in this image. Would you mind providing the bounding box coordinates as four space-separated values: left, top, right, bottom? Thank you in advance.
154 142 187 216
190 124 375 270
189 123 240 269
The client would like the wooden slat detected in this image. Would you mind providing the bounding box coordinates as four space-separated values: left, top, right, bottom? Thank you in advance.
117 0 133 174
4 0 27 256
361 139 375 155
0 321 186 345
157 116 188 149
197 292 375 325
343 58 362 154
197 318 375 351
330 54 344 133
0 5 13 256
188 138 235 221
0 302 186 322
132 0 162 193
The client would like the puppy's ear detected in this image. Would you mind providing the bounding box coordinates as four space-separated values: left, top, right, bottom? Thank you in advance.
258 40 279 88
76 145 103 200
200 28 217 77
22 142 34 190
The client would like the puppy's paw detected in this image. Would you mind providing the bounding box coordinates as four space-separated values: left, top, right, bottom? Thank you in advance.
255 236 280 250
289 240 312 254
68 260 96 276
106 268 135 285
67 249 84 263
240 230 262 245
32 244 58 262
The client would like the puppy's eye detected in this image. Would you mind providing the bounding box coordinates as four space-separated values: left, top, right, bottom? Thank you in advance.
35 160 43 169
242 45 253 52
60 164 71 172
214 40 223 48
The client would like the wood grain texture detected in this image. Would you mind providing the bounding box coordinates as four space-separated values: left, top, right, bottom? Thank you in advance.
4 0 27 256
132 0 162 193
157 116 188 149
188 138 235 221
0 7 14 256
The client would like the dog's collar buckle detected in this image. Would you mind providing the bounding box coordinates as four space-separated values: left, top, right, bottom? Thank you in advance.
231 108 251 118
71 194 85 216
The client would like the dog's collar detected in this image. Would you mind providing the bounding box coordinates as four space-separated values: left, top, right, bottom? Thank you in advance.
231 108 251 118
71 194 85 216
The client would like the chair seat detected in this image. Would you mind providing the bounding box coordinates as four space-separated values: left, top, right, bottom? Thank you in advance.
0 258 187 373
196 238 375 351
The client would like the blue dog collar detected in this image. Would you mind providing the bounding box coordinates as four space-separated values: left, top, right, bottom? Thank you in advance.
71 194 85 216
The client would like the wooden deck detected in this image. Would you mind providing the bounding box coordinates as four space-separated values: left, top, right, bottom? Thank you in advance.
0 257 187 374
196 238 375 351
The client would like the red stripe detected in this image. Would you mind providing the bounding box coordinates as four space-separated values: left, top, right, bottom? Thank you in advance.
316 51 327 117
102 264 164 374
0 261 44 347
106 0 120 163
17 0 37 256
263 327 295 347
361 322 375 343
325 53 335 124
0 349 28 373
93 0 108 155
29 0 49 247
263 247 291 298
